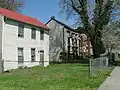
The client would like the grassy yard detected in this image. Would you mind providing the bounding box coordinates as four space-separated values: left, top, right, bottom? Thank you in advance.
0 64 114 90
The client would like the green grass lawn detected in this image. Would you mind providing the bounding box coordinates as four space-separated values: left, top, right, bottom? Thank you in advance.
0 64 114 90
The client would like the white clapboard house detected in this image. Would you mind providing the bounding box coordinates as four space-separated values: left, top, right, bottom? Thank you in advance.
0 8 49 72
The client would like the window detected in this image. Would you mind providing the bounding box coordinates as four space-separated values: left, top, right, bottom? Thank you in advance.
18 48 24 64
40 30 44 40
18 23 24 37
40 51 44 62
31 48 36 62
31 28 36 39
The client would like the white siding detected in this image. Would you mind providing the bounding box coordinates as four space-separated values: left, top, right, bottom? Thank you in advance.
46 20 64 61
2 19 49 71
0 15 4 72
44 31 49 67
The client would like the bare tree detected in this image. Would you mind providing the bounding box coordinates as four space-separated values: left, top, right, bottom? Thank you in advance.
102 26 120 56
102 25 120 65
0 0 24 12
59 0 120 58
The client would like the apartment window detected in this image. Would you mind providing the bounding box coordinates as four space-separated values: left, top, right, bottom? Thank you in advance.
40 51 44 62
31 28 36 39
18 48 24 64
40 30 44 40
18 23 24 37
31 48 36 62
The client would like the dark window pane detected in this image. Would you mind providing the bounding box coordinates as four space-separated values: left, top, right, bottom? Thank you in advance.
18 24 24 37
31 48 36 62
18 48 24 64
31 28 36 39
40 51 44 62
18 56 24 63
40 31 44 40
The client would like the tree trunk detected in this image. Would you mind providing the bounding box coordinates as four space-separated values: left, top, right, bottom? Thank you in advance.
91 40 100 58
107 46 114 66
91 37 105 58
108 52 112 66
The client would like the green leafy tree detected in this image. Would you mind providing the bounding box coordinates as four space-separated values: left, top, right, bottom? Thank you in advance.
59 0 120 58
0 0 24 12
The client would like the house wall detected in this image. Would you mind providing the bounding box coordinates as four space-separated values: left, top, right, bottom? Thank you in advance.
46 20 68 62
47 19 93 62
2 19 49 71
0 15 4 72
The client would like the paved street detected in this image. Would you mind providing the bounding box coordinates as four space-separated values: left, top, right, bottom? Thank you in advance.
98 67 120 90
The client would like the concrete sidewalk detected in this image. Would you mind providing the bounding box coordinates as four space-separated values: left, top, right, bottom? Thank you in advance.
98 67 120 90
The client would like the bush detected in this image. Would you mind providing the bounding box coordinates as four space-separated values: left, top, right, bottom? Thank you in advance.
79 57 89 64
49 61 62 64
59 51 90 64
59 52 81 63
113 61 120 66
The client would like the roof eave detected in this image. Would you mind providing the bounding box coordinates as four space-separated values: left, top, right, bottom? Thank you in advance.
5 17 49 31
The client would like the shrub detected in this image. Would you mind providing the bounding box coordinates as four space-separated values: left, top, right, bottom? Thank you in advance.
113 61 120 66
59 52 90 64
79 57 89 64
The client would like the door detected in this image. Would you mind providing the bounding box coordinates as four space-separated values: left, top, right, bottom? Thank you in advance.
18 48 24 67
40 51 44 66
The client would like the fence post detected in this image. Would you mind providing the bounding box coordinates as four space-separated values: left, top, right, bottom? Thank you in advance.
89 58 91 76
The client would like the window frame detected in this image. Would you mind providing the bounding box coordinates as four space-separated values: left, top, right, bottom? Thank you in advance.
18 47 24 64
18 23 24 38
40 50 44 62
31 48 36 62
40 30 44 40
31 28 36 39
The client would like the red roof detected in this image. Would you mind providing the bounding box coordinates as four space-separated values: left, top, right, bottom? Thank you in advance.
0 8 48 30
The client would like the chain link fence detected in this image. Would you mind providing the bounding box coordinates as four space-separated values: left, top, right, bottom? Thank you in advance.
89 57 109 75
